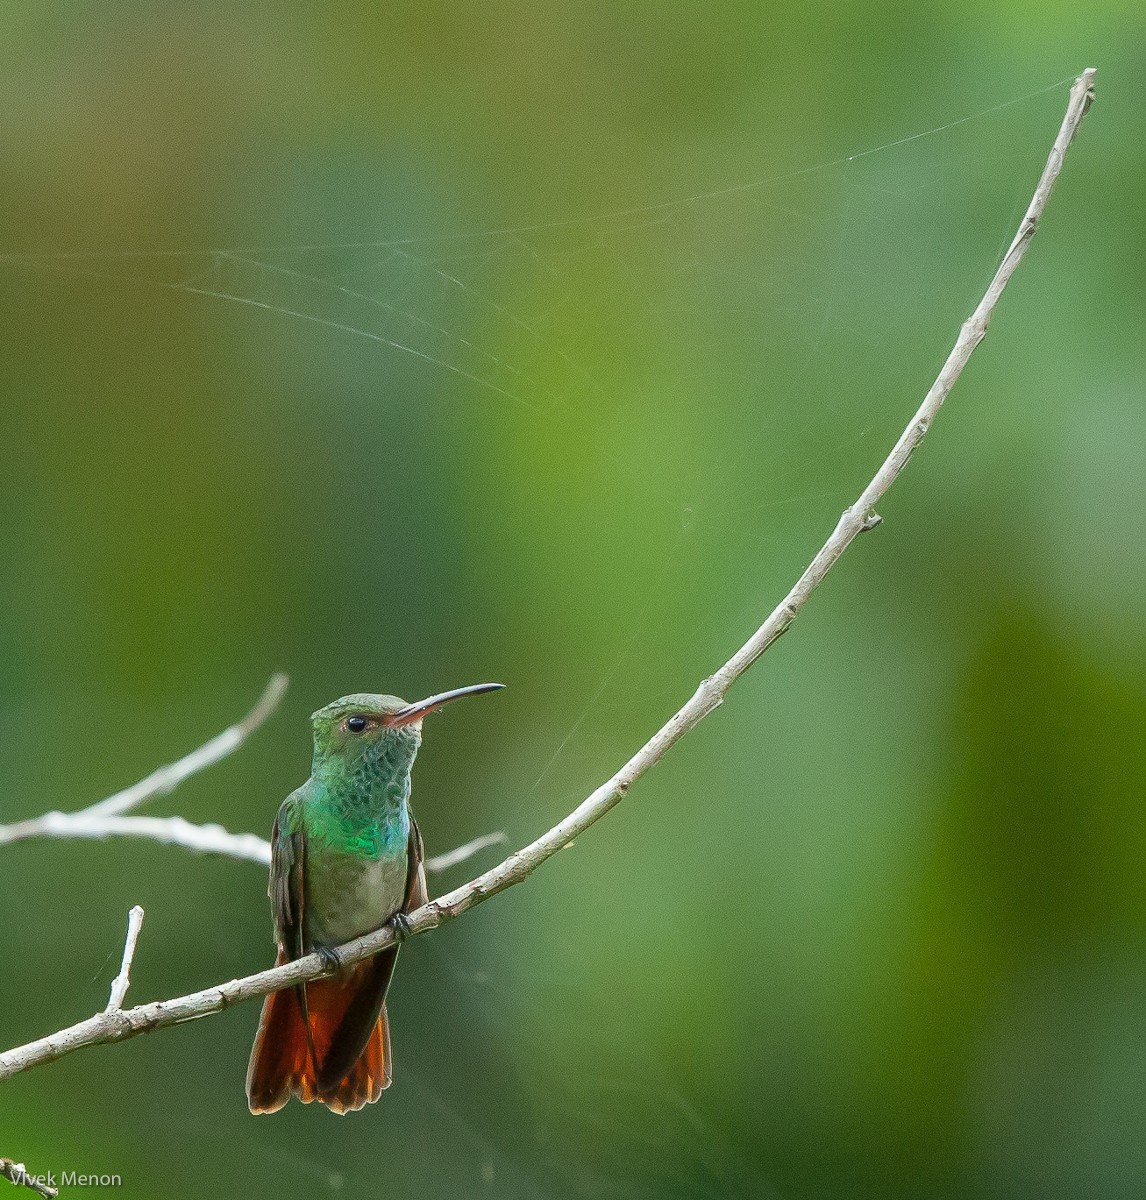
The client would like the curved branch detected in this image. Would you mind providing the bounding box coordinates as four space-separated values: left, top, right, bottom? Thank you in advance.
0 68 1096 1086
81 674 289 819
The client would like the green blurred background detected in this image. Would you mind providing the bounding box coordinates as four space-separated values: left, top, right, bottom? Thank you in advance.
1 4 1143 1198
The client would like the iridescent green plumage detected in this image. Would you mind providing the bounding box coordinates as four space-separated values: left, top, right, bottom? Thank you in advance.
290 694 420 948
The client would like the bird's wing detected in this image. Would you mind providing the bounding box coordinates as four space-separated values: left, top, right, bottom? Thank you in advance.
404 811 429 911
267 789 321 1074
269 790 308 961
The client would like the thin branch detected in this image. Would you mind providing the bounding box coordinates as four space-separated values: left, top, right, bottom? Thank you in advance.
80 673 289 818
424 830 510 873
105 906 146 1012
0 811 274 862
0 674 289 856
0 69 1096 1086
0 810 504 875
0 1159 58 1200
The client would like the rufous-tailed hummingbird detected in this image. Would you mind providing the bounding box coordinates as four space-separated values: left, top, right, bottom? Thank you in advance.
246 682 504 1114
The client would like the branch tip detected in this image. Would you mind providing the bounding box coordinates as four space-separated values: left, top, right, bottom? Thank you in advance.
238 672 290 736
0 1159 59 1200
105 905 146 1012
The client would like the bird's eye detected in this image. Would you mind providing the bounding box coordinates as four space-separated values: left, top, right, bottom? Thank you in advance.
345 716 369 734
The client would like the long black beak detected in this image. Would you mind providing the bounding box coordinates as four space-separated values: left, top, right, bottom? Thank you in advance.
388 682 505 727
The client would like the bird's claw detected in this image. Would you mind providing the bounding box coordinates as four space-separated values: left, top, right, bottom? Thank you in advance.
316 944 343 973
388 913 413 944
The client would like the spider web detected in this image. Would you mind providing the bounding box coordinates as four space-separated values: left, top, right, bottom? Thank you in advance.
2 75 1069 500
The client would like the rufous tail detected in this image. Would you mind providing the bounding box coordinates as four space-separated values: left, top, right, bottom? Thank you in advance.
246 950 394 1115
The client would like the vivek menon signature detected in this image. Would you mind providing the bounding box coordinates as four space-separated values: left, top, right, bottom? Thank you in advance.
1 1160 123 1196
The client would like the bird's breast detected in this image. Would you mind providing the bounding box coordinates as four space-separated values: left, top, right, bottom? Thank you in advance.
303 844 408 949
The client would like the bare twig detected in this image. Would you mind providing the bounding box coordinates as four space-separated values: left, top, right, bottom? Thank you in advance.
0 69 1096 1085
104 907 146 1012
0 674 288 857
79 673 289 819
0 1159 58 1199
423 830 510 873
0 811 273 862
0 809 503 875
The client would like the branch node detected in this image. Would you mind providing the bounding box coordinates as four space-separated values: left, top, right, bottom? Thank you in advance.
1081 72 1097 113
860 511 883 532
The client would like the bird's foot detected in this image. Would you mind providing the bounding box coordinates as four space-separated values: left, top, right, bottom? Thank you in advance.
387 913 413 945
315 944 343 973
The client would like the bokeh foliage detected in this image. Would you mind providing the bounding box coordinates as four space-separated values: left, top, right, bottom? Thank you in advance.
1 4 1144 1198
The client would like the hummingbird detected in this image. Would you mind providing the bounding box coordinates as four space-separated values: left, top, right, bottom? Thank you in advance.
246 682 504 1115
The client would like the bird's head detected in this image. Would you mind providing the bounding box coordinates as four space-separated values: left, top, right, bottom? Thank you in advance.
310 683 504 770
